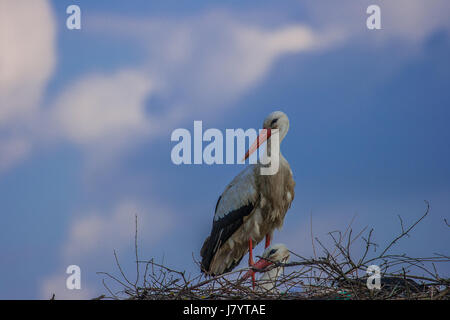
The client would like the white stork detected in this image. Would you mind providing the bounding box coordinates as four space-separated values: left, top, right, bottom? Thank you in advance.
242 243 290 292
200 111 295 286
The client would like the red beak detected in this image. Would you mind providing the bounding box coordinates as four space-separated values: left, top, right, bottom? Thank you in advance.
243 128 271 161
242 258 273 280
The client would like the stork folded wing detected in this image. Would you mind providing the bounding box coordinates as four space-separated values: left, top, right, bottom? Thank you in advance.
201 165 259 274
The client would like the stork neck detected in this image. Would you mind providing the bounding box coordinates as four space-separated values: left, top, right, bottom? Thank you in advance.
259 266 284 291
262 266 283 280
266 138 283 157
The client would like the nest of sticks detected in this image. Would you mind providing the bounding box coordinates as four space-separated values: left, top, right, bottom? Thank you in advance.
95 201 449 300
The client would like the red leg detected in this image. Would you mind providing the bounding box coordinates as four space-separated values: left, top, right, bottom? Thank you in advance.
265 234 271 249
248 238 254 265
248 238 256 289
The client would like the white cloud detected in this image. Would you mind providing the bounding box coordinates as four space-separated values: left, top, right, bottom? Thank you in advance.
303 0 450 44
0 0 56 125
382 0 450 42
0 0 55 174
2 2 450 174
47 12 337 167
89 12 336 113
63 200 175 261
187 20 324 105
53 70 154 145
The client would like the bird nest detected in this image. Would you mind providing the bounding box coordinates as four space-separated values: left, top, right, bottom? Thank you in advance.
94 201 449 300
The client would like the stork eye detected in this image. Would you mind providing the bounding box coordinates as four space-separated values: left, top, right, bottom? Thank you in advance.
270 118 278 126
269 249 277 256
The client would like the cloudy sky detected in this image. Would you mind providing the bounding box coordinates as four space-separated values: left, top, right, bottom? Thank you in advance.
1 0 449 299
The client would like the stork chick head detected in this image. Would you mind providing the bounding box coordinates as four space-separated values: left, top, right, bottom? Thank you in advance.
243 243 290 280
261 243 290 264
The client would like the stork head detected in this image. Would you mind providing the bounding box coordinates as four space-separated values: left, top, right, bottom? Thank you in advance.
263 111 290 142
242 243 290 279
243 111 290 161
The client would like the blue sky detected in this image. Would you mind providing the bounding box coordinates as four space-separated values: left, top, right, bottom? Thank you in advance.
1 0 449 299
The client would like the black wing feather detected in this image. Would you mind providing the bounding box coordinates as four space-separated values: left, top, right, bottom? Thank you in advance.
200 200 255 275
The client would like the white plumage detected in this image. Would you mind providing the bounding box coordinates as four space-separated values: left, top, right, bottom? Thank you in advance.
214 165 257 221
201 111 295 282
